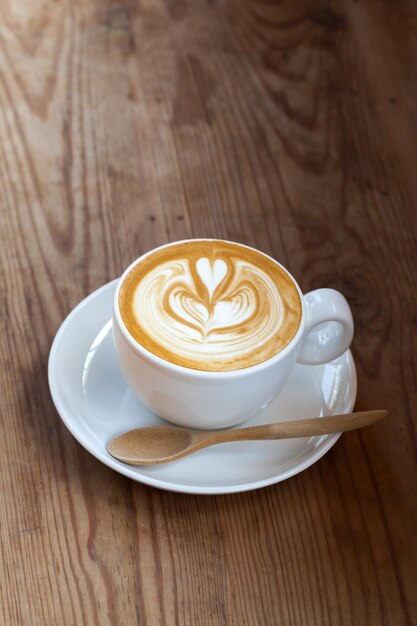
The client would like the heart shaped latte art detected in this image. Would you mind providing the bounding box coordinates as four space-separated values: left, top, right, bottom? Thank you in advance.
123 241 301 371
196 257 227 298
164 258 257 339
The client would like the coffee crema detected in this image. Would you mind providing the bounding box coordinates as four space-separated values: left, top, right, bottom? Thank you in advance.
119 240 302 372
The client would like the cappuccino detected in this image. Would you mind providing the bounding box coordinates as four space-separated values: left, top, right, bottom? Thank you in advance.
118 240 302 372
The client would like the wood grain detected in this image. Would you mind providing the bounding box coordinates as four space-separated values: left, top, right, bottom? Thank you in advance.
0 0 416 624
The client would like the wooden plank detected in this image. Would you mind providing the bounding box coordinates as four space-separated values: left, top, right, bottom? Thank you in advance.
0 0 416 623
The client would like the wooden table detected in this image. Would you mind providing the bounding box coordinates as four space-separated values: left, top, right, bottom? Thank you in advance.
1 1 416 624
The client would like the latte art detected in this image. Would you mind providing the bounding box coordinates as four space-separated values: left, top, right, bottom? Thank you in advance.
119 241 302 371
137 257 281 346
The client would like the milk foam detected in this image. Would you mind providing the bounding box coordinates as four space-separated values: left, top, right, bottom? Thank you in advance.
119 241 301 371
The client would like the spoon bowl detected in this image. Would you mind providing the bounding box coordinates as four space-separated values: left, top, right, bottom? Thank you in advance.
108 426 194 464
107 410 387 466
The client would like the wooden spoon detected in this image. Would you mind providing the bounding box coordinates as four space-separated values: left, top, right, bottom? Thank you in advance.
107 410 387 466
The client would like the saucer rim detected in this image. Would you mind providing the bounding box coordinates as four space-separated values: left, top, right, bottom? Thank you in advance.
48 279 357 495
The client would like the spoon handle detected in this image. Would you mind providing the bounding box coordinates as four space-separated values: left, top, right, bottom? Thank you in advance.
203 410 387 444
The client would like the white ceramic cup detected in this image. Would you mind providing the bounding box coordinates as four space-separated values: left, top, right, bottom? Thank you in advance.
113 240 354 429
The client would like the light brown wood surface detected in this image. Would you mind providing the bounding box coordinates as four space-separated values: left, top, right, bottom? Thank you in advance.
1 0 416 624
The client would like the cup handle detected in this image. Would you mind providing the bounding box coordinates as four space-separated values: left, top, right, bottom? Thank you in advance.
297 288 354 365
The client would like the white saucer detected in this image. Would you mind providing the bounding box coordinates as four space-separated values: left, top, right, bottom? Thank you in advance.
48 280 357 495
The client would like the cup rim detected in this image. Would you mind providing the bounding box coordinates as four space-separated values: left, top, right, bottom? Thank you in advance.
113 238 306 379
